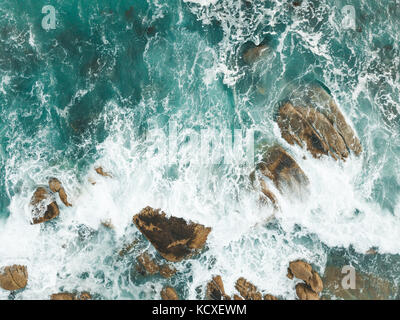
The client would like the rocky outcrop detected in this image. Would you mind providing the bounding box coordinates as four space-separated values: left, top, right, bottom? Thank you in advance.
30 187 60 224
50 292 92 300
234 277 262 300
136 252 160 275
287 260 323 300
161 286 179 300
0 265 28 291
322 266 396 300
206 276 230 300
251 145 309 205
49 178 72 207
133 207 211 262
276 86 362 161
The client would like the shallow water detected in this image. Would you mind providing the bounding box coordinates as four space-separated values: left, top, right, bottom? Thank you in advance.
0 0 399 299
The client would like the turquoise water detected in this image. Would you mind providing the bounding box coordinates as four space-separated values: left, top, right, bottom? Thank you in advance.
0 0 399 299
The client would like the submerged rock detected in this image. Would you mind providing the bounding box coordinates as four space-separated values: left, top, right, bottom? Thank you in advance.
159 264 177 279
322 266 396 300
161 286 179 300
30 187 60 224
235 277 262 300
133 206 211 262
49 177 72 207
136 252 160 275
206 276 230 300
243 43 269 64
0 265 28 291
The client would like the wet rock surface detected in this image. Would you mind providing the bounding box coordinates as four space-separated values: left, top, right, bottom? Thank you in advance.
49 177 72 207
50 292 92 300
234 277 262 300
206 275 230 300
161 286 179 300
288 260 323 300
30 187 60 224
133 206 211 262
0 265 28 291
276 86 362 160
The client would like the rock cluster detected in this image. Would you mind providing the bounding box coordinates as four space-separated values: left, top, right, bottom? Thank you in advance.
0 265 28 291
133 206 211 262
287 260 323 300
30 178 71 224
136 252 176 278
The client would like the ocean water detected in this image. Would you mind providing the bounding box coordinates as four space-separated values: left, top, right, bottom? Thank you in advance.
0 0 399 299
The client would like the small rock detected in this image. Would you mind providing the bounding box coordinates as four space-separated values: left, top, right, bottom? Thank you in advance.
132 206 211 262
159 264 176 278
136 252 159 275
233 294 243 300
264 294 278 300
118 239 139 257
161 286 179 300
50 292 92 300
49 178 72 207
95 167 112 178
288 260 313 283
0 265 28 291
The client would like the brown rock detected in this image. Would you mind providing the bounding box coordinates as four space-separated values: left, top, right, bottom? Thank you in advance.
309 270 323 293
118 239 139 257
235 277 262 300
30 187 60 224
233 294 243 300
264 294 278 300
243 44 269 64
0 265 28 291
49 178 72 207
132 206 211 262
309 86 362 156
79 292 92 300
295 283 320 300
256 145 309 193
159 264 176 278
287 267 294 280
136 252 159 275
206 275 230 300
161 286 179 300
288 260 313 283
95 167 112 178
277 102 333 160
50 293 76 300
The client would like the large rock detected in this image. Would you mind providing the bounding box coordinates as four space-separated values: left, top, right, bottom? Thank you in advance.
322 266 396 300
30 187 60 224
235 277 262 300
276 86 362 161
0 265 28 291
49 178 72 207
133 207 211 262
206 275 230 300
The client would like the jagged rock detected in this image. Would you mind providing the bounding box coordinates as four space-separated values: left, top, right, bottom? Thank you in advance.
322 266 396 300
118 239 139 257
0 265 28 291
264 294 278 300
161 286 179 300
243 44 269 64
30 187 60 224
276 86 362 161
295 283 320 300
133 206 211 262
136 252 159 275
235 277 262 300
308 86 362 156
159 264 176 278
50 292 92 300
206 276 230 300
49 178 72 207
95 167 112 178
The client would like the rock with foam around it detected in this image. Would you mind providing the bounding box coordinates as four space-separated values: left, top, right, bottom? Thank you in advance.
49 177 72 207
206 275 230 300
0 265 28 291
161 286 179 300
295 283 320 300
133 206 211 262
235 277 262 300
30 187 60 224
243 43 269 64
50 292 92 300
